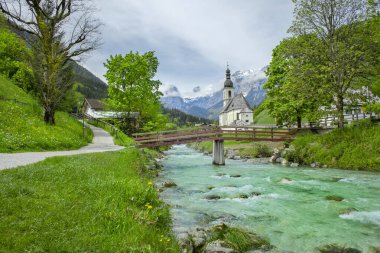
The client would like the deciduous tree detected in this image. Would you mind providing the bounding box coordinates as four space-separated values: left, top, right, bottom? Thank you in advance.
104 51 163 133
289 0 379 128
0 0 101 124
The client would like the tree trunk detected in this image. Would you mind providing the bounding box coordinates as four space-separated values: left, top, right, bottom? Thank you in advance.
297 116 302 129
336 94 344 128
44 106 56 125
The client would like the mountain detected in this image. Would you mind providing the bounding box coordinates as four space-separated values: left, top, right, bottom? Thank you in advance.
71 63 108 99
161 67 268 119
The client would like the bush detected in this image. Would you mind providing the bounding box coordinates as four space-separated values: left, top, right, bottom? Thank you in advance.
286 123 380 171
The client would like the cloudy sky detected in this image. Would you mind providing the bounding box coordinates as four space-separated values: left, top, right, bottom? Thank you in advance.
84 0 294 97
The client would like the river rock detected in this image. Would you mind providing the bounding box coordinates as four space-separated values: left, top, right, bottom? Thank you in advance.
144 164 155 170
162 181 177 188
230 174 241 178
281 159 289 166
177 233 193 253
204 240 237 253
326 195 344 202
318 244 362 253
239 194 249 199
338 207 358 215
233 156 241 160
279 178 293 184
206 195 221 200
290 163 299 167
250 192 262 196
275 157 283 163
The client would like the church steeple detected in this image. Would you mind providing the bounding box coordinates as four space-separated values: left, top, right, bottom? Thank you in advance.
223 63 234 107
224 63 233 88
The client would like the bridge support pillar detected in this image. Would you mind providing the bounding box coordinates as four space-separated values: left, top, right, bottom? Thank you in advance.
213 140 225 165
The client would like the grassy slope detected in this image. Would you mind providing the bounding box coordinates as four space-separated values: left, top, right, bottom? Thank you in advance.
0 149 180 252
253 109 276 124
287 122 380 171
0 76 92 152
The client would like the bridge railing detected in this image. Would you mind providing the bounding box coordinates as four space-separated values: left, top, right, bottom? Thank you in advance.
133 126 297 147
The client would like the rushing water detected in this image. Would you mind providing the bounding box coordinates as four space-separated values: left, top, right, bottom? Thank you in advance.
159 145 380 253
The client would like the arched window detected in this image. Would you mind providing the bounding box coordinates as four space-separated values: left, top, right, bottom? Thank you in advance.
228 90 231 98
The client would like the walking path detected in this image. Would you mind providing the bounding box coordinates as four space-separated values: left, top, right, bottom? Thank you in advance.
0 124 125 170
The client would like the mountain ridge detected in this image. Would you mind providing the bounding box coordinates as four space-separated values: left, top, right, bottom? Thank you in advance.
160 67 268 119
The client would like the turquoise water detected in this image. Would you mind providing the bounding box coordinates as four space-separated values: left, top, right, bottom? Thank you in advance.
159 145 380 253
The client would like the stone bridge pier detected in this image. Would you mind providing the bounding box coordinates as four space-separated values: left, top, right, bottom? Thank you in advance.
212 140 225 165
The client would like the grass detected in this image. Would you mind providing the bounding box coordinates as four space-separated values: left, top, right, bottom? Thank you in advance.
207 224 270 252
253 109 276 124
0 76 93 152
286 120 380 171
188 140 282 158
0 149 180 252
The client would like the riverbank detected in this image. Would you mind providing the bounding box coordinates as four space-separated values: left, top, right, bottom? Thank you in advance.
188 122 380 172
285 122 380 171
187 140 282 161
0 149 180 252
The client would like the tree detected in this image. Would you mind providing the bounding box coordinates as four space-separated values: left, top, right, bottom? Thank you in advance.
264 35 329 127
0 14 33 91
289 0 379 128
104 51 163 133
0 0 101 124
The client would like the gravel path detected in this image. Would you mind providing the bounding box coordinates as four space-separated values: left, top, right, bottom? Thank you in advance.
0 124 125 170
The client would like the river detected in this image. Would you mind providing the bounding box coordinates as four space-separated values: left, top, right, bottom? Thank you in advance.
158 145 380 253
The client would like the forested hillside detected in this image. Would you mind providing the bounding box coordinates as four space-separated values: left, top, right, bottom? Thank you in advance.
71 62 108 99
162 107 215 126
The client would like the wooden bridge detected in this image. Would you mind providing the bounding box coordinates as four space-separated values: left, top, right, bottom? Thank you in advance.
133 126 296 165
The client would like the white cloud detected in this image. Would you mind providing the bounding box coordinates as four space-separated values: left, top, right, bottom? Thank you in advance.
84 0 294 95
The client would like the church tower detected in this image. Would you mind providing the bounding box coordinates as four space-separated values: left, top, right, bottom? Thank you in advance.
223 65 234 107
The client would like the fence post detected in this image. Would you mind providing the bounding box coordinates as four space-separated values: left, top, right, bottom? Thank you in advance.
271 127 274 141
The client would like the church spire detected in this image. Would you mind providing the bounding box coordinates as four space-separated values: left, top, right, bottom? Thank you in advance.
224 63 233 88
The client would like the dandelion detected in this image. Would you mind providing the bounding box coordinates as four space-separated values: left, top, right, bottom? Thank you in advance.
144 203 153 209
148 181 153 186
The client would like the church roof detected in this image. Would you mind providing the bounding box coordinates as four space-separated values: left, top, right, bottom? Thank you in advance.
220 93 252 113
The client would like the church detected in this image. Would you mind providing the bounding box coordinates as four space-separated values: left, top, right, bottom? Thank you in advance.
219 66 254 126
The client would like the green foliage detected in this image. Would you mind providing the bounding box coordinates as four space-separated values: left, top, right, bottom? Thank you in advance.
286 123 380 171
238 143 272 158
0 149 179 252
71 62 108 99
0 76 92 152
162 107 214 127
208 224 270 252
142 113 170 132
104 51 163 132
0 27 33 92
288 1 380 128
264 35 328 127
253 109 276 124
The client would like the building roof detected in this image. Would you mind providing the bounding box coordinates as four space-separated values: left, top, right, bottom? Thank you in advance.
85 98 105 110
220 93 252 113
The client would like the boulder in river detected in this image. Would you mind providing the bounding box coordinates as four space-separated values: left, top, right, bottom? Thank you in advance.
230 174 241 178
326 195 344 202
279 178 293 184
206 195 221 200
162 181 177 188
338 208 358 215
204 240 236 253
318 244 362 253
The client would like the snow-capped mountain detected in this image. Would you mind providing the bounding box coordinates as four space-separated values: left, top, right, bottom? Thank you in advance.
161 67 268 119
